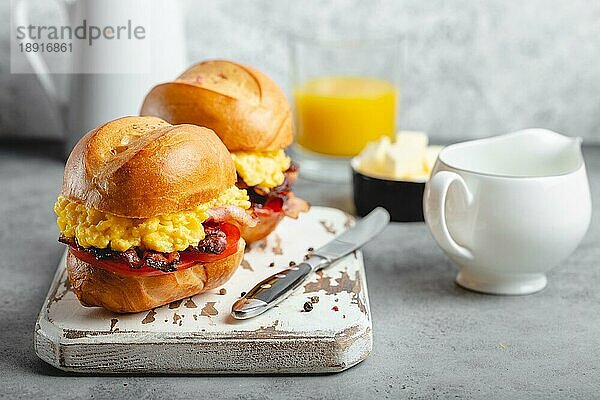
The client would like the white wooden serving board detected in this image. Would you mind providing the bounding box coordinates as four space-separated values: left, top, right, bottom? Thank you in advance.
35 206 372 374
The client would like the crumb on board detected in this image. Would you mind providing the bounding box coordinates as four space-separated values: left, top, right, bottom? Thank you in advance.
184 298 197 308
241 259 253 271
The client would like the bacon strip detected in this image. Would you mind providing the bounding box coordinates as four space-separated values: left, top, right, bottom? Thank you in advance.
206 205 257 228
58 221 233 273
59 235 182 272
282 192 310 219
235 161 309 220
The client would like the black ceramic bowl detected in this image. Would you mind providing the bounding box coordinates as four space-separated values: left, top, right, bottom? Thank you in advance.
351 158 426 222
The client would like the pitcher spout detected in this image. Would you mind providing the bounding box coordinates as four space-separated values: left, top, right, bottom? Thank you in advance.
509 128 583 161
558 134 583 163
570 136 584 158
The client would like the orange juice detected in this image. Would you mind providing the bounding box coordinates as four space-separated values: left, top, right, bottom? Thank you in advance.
293 76 397 157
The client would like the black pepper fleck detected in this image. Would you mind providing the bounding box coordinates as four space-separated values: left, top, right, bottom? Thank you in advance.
219 288 227 295
308 247 314 252
310 296 319 304
268 262 275 267
289 261 296 267
240 291 246 297
303 302 313 312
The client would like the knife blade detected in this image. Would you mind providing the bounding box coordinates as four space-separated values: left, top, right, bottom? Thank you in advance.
231 207 390 319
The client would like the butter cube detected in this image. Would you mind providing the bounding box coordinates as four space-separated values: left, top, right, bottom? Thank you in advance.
404 172 431 182
356 131 440 182
383 144 425 179
396 131 428 149
357 136 391 176
423 145 443 173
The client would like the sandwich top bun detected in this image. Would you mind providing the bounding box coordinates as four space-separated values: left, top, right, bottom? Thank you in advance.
62 116 236 218
140 60 293 152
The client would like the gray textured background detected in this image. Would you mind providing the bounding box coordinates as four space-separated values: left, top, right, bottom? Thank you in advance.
2 0 600 142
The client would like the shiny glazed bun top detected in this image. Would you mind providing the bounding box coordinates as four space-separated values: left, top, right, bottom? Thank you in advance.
140 60 293 152
61 116 237 218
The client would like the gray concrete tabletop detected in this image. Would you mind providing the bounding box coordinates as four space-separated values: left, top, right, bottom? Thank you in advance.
1 142 599 399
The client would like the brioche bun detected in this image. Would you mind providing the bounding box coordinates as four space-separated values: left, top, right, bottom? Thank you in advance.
61 116 236 218
66 238 245 313
140 60 293 152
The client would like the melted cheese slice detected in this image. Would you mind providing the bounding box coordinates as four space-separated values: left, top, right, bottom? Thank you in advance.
230 149 291 188
54 186 250 253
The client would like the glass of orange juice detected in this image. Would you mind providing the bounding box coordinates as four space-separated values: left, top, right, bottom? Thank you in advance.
289 34 402 182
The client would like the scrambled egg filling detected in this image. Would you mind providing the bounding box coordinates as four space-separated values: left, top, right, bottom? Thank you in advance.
230 149 291 188
54 186 250 253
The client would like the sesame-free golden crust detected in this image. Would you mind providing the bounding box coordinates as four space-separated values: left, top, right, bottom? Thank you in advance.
66 238 245 313
61 116 236 218
140 60 293 152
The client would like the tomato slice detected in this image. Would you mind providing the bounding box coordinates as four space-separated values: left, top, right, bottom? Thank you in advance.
254 197 284 217
69 223 241 277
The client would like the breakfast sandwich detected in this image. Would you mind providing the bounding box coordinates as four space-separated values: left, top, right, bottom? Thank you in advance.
140 60 309 243
54 116 255 313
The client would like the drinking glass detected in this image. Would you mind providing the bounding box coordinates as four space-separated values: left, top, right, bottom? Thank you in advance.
288 34 402 182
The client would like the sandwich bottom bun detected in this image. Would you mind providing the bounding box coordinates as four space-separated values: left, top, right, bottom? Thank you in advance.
241 212 284 244
66 238 245 313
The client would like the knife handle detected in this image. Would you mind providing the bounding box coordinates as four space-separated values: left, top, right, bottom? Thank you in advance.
231 256 328 319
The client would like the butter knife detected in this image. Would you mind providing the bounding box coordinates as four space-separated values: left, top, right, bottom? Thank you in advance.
231 207 390 319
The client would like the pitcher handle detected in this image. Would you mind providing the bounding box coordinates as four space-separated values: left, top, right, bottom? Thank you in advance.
13 0 69 106
424 171 474 260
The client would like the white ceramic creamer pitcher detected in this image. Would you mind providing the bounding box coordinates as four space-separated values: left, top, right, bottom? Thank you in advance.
423 129 591 295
